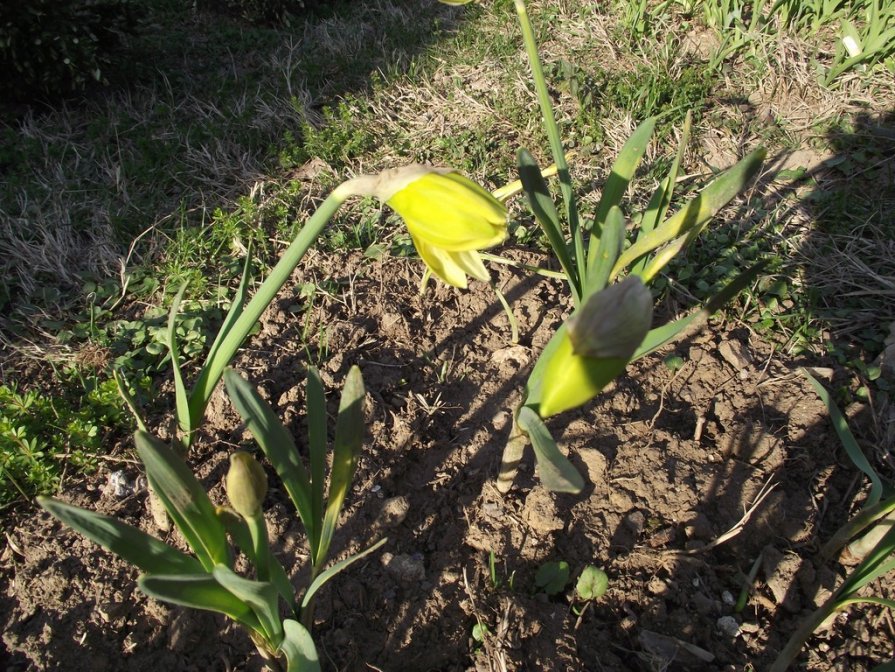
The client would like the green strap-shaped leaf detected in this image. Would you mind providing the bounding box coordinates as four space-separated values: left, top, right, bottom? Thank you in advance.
517 406 584 494
306 366 327 557
315 366 365 568
217 507 296 611
38 496 202 575
224 369 316 547
632 113 691 276
804 370 883 507
138 572 262 633
167 284 192 445
301 537 387 610
518 149 580 298
203 248 252 380
213 565 283 643
135 430 229 571
837 523 895 597
584 204 625 298
631 260 768 360
586 117 656 273
280 619 321 672
610 147 766 278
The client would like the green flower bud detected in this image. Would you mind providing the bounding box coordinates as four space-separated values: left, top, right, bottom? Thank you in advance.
537 277 653 418
225 452 267 518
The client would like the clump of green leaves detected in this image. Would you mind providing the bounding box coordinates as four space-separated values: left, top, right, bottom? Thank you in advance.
0 0 143 96
769 370 895 671
0 377 130 508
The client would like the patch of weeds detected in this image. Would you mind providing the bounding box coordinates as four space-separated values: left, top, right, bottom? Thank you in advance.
0 374 146 509
548 57 713 136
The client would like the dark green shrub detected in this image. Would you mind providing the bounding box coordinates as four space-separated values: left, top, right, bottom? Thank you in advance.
0 0 143 96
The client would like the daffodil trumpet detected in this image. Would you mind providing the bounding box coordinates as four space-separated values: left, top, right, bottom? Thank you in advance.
340 165 508 289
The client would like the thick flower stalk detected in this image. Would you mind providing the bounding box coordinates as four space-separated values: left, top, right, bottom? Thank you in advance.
537 276 653 418
341 165 508 288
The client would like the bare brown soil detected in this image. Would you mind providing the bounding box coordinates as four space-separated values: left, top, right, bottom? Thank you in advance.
2 250 892 671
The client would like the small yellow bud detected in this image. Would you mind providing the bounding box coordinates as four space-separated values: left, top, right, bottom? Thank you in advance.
537 277 653 418
225 452 267 518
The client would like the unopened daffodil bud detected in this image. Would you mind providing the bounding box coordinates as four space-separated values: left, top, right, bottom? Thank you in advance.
225 451 267 518
538 276 653 418
338 165 507 288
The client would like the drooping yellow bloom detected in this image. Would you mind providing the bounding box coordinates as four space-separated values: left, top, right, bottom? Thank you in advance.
339 166 508 288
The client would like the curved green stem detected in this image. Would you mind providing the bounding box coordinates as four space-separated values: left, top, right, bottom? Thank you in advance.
513 0 583 302
188 189 349 431
479 252 567 279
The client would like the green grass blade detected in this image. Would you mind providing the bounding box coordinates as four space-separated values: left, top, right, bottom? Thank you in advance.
134 430 230 571
315 366 365 569
803 370 882 507
138 573 262 633
301 537 387 610
167 284 192 444
113 369 148 433
280 619 321 672
584 205 625 298
38 496 202 574
223 369 315 545
306 366 327 555
517 406 583 493
517 149 580 298
213 565 283 642
611 147 766 278
586 118 656 273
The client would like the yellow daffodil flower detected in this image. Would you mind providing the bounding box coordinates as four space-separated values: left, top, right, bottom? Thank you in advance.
338 165 508 288
537 276 653 418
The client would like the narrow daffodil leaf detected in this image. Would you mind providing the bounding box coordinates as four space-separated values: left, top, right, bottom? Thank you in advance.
315 366 365 568
135 431 229 571
224 369 316 547
38 496 202 575
138 573 262 633
213 565 283 642
584 204 625 298
631 260 766 360
217 507 295 611
280 619 321 672
113 368 148 433
632 113 691 276
301 537 387 610
838 524 895 597
201 248 252 401
517 406 583 493
167 284 192 444
804 370 882 507
586 118 656 271
821 498 895 560
306 366 327 555
611 147 766 279
518 149 580 297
